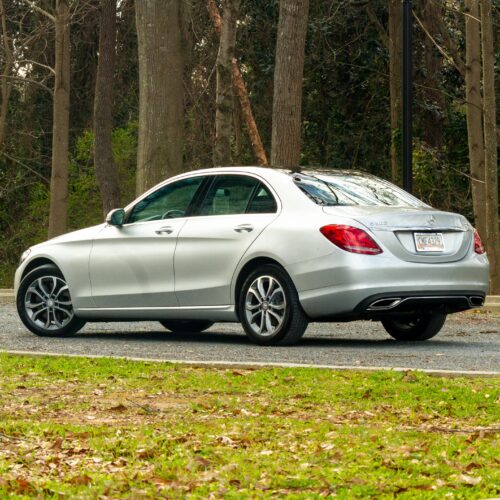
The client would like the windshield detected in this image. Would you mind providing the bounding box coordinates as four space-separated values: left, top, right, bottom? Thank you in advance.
293 173 425 208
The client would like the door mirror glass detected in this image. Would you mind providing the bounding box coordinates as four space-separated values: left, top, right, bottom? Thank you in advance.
106 208 125 226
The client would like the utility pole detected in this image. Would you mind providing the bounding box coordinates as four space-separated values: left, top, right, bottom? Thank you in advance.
402 0 413 193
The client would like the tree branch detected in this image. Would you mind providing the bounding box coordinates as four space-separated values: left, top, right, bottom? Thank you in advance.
0 151 50 183
366 5 388 49
414 10 465 78
15 59 55 75
22 0 55 23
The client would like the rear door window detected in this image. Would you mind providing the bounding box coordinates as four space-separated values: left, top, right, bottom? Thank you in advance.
198 175 276 216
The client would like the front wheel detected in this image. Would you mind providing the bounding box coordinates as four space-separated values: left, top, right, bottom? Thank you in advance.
17 264 86 337
238 264 309 346
381 313 447 341
159 319 214 333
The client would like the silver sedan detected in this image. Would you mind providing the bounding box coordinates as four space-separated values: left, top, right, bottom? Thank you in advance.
14 167 489 345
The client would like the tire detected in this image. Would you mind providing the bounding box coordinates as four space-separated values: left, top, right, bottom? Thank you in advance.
238 264 309 346
17 264 86 337
159 319 214 333
382 313 447 341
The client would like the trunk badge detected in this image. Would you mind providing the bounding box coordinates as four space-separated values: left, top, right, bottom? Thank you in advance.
427 216 436 226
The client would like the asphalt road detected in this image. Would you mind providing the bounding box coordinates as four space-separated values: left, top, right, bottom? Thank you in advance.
0 303 498 373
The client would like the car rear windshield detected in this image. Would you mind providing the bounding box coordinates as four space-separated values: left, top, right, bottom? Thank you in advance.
292 173 424 208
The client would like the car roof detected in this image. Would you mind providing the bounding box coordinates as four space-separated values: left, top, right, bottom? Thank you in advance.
183 166 373 178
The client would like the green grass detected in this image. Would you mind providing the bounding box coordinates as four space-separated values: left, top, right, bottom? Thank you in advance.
0 354 498 498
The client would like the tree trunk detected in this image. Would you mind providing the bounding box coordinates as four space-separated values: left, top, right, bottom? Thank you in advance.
480 0 499 294
213 0 240 166
135 0 185 196
48 0 70 238
388 0 402 183
206 0 268 166
464 0 486 242
271 0 309 170
94 0 120 216
0 0 12 149
420 0 446 150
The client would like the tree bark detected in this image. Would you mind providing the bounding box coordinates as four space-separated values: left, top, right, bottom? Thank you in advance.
420 0 446 150
388 0 402 183
480 0 499 294
48 0 70 238
0 0 12 149
135 0 185 196
271 0 309 170
94 0 120 216
206 0 268 166
464 0 486 242
213 0 240 166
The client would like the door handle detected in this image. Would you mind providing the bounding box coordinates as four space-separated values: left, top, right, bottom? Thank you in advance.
234 224 254 233
155 226 174 235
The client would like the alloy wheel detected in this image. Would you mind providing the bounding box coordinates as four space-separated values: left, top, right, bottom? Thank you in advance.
24 275 75 330
245 275 287 337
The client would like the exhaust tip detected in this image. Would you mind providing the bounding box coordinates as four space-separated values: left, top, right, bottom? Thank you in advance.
367 298 402 310
469 296 484 307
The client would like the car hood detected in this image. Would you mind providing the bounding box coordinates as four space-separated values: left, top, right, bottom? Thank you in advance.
32 223 106 250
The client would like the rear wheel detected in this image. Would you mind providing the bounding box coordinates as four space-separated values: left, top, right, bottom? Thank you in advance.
17 264 86 337
382 313 447 341
159 319 214 333
238 264 309 346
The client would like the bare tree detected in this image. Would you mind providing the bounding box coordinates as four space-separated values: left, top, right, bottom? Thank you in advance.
271 0 309 170
48 0 71 238
464 0 486 242
0 0 13 149
135 0 186 195
206 0 268 166
480 0 499 293
94 0 120 216
388 0 401 183
213 0 240 166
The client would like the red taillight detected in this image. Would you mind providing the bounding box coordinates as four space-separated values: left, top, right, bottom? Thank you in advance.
320 224 383 255
473 228 485 254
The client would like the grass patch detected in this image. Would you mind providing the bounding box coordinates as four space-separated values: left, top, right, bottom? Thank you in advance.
0 354 498 498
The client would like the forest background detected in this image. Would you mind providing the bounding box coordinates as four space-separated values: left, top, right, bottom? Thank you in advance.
0 0 498 291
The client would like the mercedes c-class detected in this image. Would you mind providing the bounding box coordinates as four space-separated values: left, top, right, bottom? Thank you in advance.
15 167 489 345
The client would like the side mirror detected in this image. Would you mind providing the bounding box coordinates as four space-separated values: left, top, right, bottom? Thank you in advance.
106 208 125 227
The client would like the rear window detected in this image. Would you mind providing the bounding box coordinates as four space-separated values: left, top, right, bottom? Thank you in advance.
293 173 424 208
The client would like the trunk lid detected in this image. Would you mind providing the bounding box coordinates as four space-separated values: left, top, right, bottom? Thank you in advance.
322 206 472 263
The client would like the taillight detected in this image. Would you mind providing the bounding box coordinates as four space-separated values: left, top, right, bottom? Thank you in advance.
473 228 485 254
320 224 383 255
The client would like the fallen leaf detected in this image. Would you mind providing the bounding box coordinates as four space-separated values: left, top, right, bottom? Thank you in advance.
137 448 155 459
108 403 127 412
70 475 92 486
456 474 482 486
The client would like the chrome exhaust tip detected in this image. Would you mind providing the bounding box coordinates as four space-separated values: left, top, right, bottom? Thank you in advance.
468 296 484 307
367 298 402 311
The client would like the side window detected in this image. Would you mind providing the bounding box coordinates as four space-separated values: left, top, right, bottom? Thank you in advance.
199 175 259 216
128 177 204 223
247 184 277 214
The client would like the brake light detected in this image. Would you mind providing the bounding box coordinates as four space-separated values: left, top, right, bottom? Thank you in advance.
320 225 383 255
473 228 485 254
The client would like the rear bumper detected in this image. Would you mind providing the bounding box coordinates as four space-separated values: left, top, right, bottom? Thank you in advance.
354 291 485 315
287 251 489 320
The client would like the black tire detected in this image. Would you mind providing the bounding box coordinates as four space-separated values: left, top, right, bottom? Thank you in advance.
159 319 214 333
382 313 447 341
17 264 86 337
238 264 309 346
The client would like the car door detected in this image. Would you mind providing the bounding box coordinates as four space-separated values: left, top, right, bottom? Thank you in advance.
174 174 280 307
89 176 205 308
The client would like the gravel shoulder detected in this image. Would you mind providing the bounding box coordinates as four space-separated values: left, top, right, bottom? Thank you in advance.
0 303 498 373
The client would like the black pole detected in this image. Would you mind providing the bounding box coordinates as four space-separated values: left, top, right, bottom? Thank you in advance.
402 0 413 193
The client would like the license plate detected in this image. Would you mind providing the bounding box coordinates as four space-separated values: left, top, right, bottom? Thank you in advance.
414 232 445 252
